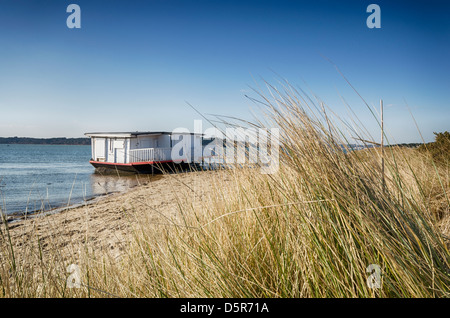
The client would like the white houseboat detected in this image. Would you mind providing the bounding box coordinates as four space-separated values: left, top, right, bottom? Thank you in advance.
85 131 203 173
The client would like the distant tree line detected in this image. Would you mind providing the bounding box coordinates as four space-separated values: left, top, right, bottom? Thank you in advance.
386 143 422 149
417 131 450 165
0 137 91 145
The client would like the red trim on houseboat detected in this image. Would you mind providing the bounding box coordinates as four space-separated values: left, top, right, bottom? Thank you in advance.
89 159 185 166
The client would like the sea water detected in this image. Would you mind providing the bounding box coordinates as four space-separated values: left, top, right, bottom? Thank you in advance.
0 144 150 216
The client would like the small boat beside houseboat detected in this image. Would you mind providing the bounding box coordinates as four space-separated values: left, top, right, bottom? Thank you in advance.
85 131 204 173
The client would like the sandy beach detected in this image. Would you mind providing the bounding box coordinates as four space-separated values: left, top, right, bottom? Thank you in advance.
4 170 232 262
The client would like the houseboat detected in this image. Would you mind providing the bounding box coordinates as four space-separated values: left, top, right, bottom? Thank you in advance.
85 131 203 174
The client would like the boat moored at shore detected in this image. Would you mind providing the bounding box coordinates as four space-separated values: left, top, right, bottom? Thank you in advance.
85 131 203 174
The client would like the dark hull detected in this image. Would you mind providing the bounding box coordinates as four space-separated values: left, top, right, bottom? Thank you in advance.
89 160 194 174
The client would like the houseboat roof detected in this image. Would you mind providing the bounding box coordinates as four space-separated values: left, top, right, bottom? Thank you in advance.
84 131 203 138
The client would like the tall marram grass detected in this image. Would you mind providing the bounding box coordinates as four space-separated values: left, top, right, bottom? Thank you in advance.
0 81 449 297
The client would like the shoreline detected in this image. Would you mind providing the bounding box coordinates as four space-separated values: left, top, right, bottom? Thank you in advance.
1 172 165 224
3 190 117 224
4 169 231 262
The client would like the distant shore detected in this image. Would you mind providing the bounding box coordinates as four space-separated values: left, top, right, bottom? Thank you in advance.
0 137 90 145
0 136 425 148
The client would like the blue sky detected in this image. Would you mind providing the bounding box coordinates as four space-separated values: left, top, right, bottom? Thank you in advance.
0 0 448 143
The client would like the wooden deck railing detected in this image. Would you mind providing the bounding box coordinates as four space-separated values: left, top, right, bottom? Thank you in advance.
129 148 172 163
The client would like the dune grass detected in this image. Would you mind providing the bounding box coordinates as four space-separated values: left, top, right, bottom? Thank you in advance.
0 81 449 298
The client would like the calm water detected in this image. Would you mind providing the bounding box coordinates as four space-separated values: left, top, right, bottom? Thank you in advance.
0 144 151 215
